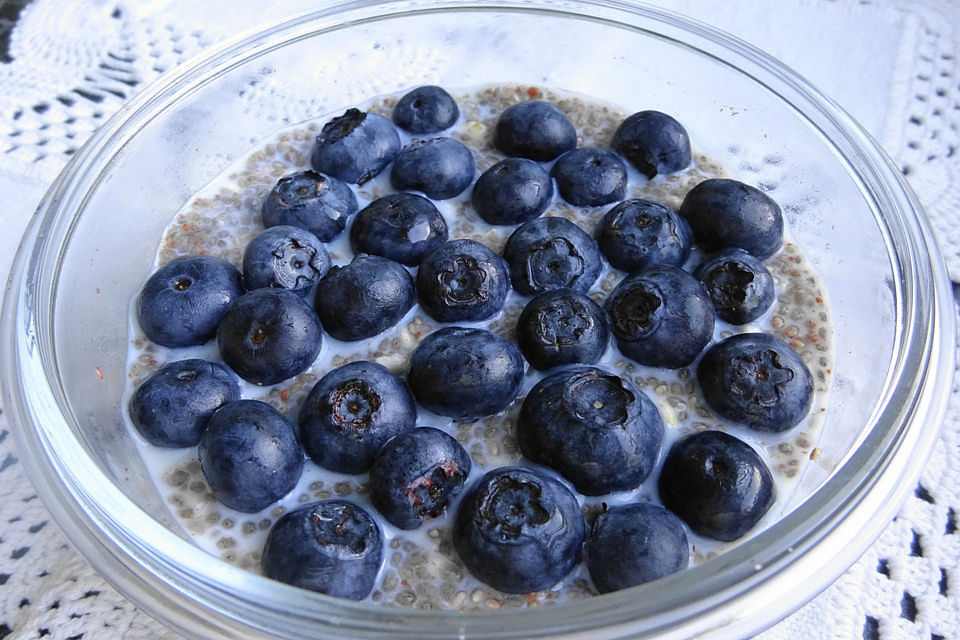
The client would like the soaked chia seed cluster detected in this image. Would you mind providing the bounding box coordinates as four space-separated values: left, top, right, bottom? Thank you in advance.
124 84 834 610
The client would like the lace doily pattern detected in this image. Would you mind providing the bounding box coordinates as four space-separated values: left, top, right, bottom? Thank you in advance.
892 0 960 281
0 1 30 64
0 425 178 638
0 0 959 638
0 0 216 172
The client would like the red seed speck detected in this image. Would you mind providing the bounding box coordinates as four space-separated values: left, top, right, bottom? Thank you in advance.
95 367 103 380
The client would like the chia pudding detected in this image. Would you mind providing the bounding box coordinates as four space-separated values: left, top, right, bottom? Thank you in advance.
122 84 834 610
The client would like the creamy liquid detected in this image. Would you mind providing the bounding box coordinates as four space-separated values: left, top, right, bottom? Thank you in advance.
121 84 834 610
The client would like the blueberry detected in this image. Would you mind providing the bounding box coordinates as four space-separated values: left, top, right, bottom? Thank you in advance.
349 193 448 266
494 100 577 161
595 199 693 272
695 249 775 325
311 109 401 185
611 111 692 178
408 327 524 420
261 170 359 242
584 503 689 593
299 361 416 473
453 466 585 593
516 290 609 370
697 333 813 432
416 240 510 322
242 225 330 297
129 359 240 448
471 158 553 225
217 289 322 385
518 368 663 495
390 137 476 200
606 265 714 369
137 255 243 348
368 427 471 529
392 85 459 134
314 254 415 342
262 500 382 600
679 178 783 259
199 400 304 513
658 430 775 541
503 217 602 296
551 148 628 207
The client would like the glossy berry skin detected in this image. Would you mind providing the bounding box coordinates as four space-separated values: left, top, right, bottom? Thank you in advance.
129 359 240 448
595 199 693 272
262 500 382 600
494 100 577 161
516 290 609 370
349 193 448 266
311 109 401 185
611 111 692 178
471 158 553 225
503 217 602 296
408 327 524 420
658 430 775 541
551 148 628 207
299 361 417 473
242 225 330 297
261 170 359 242
416 240 510 322
697 333 813 432
199 400 304 513
137 255 243 348
453 466 586 594
606 265 715 369
518 368 663 495
392 85 459 134
679 178 783 260
390 137 476 200
368 427 471 530
314 254 415 342
585 503 689 593
695 249 775 325
217 289 322 385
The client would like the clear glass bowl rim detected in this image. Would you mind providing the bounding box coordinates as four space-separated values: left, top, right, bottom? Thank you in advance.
1 1 955 638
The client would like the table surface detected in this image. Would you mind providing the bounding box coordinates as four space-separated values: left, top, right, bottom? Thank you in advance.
0 0 958 638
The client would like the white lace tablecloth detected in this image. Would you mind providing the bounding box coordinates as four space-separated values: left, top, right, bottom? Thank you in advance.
0 0 958 638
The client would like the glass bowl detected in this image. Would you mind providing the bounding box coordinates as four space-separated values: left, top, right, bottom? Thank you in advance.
1 1 954 638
